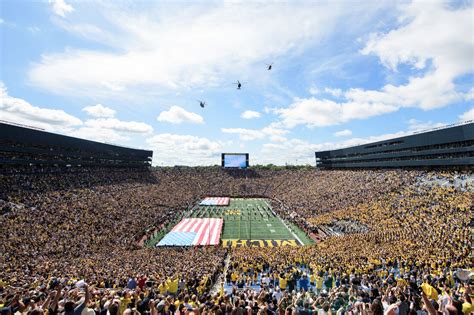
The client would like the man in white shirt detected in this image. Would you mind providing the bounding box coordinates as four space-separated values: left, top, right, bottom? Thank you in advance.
272 287 282 301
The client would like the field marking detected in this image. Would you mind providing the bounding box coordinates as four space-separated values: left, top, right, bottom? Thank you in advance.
262 199 305 245
194 198 307 244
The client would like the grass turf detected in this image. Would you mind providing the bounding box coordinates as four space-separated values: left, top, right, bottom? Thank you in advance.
190 198 300 241
146 198 314 247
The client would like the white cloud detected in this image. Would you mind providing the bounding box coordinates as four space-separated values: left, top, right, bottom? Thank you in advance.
84 118 153 134
459 108 474 122
50 0 74 18
344 72 460 111
272 2 473 129
334 129 352 137
83 104 116 118
54 21 112 44
221 128 265 141
362 2 472 73
257 130 411 165
324 87 342 97
0 18 4 24
0 81 152 147
146 133 222 166
70 116 155 145
268 135 287 143
78 109 154 144
263 106 273 114
67 116 154 145
99 81 125 92
358 1 473 110
241 110 261 119
28 2 384 97
309 86 320 95
273 97 398 128
68 127 129 144
222 126 289 142
261 126 289 137
157 106 204 124
464 88 474 101
0 81 82 131
259 138 326 165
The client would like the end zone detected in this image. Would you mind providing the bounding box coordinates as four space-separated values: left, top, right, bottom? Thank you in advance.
221 239 301 247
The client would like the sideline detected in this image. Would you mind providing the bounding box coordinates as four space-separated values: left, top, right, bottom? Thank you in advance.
263 199 304 246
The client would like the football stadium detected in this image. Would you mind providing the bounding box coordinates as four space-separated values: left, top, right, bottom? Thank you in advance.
1 1 474 315
1 121 473 315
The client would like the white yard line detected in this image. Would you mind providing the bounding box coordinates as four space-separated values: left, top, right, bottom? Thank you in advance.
263 199 304 245
280 218 304 245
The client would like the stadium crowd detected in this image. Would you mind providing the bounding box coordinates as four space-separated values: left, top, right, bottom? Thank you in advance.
1 167 473 315
225 174 472 313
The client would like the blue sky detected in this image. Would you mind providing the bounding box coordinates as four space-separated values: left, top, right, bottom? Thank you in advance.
1 0 473 165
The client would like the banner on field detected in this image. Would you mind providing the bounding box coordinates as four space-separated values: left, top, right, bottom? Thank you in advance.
221 239 301 247
200 197 230 206
157 218 223 246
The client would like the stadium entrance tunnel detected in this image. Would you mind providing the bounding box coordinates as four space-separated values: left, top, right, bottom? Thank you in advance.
152 197 314 247
311 219 369 238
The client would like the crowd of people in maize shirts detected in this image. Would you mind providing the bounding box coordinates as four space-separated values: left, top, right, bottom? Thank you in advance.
0 167 472 315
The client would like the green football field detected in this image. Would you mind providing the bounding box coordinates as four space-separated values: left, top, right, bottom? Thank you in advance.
189 198 313 244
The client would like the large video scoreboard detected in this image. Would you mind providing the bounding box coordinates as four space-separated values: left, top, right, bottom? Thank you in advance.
221 153 249 168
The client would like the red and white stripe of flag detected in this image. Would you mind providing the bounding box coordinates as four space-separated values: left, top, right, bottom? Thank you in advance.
203 197 229 205
171 218 223 245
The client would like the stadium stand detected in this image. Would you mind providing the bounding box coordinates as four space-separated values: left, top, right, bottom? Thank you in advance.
0 126 473 315
315 122 474 168
0 122 153 170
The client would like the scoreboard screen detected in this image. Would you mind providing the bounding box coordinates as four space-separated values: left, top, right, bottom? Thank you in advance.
221 153 249 168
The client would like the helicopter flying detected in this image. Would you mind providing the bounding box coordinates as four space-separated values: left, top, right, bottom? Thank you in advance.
266 63 273 70
234 80 244 90
198 100 206 108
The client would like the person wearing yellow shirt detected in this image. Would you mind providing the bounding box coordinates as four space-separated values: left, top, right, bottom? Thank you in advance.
315 275 323 295
119 291 132 315
167 277 179 295
190 295 199 308
396 277 408 287
462 301 474 315
158 282 167 295
218 283 225 297
420 282 438 301
461 286 474 315
231 272 238 284
279 274 287 291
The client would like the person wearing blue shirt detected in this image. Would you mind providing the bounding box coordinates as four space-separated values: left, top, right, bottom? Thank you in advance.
299 274 309 292
127 277 137 289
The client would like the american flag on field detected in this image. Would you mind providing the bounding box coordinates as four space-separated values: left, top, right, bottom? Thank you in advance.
156 218 223 246
199 197 230 206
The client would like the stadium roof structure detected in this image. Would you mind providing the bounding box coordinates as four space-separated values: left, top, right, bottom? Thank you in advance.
0 122 153 168
315 121 474 169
